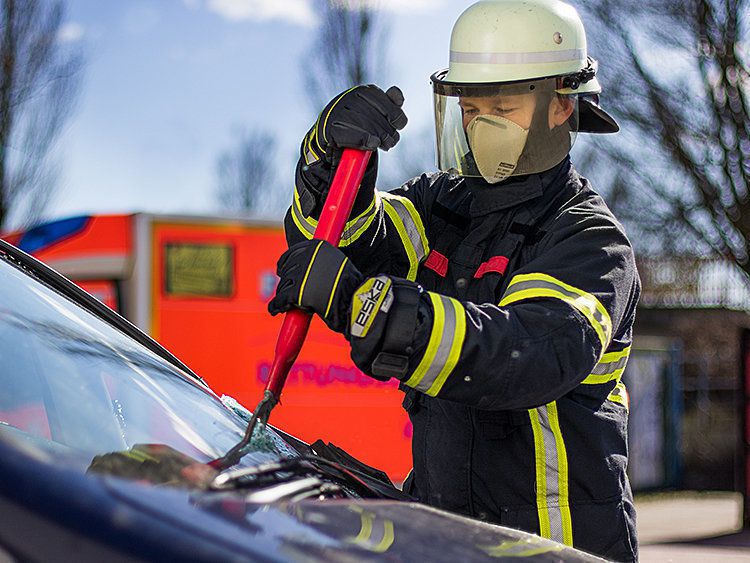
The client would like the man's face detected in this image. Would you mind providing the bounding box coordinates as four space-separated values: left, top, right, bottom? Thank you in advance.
458 92 574 131
459 92 537 130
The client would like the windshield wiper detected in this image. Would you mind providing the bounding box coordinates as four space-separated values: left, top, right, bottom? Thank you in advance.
210 455 378 500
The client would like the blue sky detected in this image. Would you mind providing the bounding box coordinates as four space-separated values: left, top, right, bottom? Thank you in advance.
50 0 472 223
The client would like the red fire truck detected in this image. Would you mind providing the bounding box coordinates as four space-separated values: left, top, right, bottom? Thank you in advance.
3 213 412 480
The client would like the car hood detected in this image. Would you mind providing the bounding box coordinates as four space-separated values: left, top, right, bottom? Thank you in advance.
104 477 603 562
0 427 602 562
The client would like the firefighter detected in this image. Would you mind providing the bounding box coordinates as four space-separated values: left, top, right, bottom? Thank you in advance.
269 0 639 560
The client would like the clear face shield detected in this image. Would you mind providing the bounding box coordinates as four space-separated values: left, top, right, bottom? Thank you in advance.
431 71 579 183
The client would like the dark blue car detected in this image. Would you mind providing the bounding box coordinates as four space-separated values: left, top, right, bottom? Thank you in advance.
0 239 602 562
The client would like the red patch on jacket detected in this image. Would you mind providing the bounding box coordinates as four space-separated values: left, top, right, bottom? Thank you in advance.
424 250 449 277
474 256 509 278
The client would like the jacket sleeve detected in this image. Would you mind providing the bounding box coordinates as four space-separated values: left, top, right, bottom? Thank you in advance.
284 144 434 281
349 206 640 411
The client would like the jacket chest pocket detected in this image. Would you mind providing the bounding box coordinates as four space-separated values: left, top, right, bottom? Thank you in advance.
465 236 524 304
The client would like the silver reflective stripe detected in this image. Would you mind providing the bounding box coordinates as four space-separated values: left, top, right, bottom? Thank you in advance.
451 48 585 65
591 354 628 376
293 188 378 246
537 405 565 543
529 402 573 545
291 194 316 239
339 197 378 245
381 195 428 263
582 346 631 385
414 294 458 394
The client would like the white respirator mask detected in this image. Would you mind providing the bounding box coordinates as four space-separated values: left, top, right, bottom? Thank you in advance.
465 114 529 184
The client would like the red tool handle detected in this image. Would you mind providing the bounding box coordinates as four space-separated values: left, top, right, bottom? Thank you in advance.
266 148 372 398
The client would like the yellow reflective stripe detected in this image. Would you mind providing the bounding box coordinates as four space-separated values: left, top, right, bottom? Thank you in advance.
322 86 359 145
339 194 379 247
608 382 629 409
500 273 612 349
599 346 631 364
548 402 573 546
380 193 429 255
380 193 429 281
311 115 324 154
404 293 445 388
325 257 349 319
291 188 316 239
529 408 551 539
426 297 466 397
293 187 317 227
383 199 420 280
303 129 320 164
298 241 323 303
292 187 379 247
529 402 573 546
402 293 466 396
582 346 631 385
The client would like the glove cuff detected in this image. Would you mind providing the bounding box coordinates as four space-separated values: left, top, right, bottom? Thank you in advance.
348 277 427 381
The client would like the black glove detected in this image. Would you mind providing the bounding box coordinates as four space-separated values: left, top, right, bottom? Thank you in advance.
269 240 364 333
304 84 407 163
295 85 406 218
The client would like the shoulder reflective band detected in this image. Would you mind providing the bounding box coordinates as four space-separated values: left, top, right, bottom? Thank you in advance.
381 193 429 281
581 346 631 385
403 292 466 397
607 382 629 410
499 273 612 349
528 402 573 546
291 186 379 247
350 275 393 338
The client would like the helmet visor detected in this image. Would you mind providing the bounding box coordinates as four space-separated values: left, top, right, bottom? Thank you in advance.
431 72 579 183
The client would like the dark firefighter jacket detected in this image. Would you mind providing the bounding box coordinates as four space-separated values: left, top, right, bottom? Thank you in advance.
285 153 641 562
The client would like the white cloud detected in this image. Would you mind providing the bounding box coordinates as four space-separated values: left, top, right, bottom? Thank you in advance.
57 22 84 43
186 0 439 27
203 0 318 26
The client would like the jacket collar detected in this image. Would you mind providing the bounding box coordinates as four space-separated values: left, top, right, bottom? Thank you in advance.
463 156 573 218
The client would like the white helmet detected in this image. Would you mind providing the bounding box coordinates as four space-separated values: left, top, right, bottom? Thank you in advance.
432 0 618 184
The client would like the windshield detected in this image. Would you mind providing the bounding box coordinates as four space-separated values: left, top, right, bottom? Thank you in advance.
0 253 295 482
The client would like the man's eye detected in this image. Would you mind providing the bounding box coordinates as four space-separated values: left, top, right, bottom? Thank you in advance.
463 108 478 115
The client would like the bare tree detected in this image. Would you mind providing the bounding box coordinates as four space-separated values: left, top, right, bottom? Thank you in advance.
304 0 391 112
571 0 749 273
302 0 435 186
0 0 83 230
215 129 282 216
